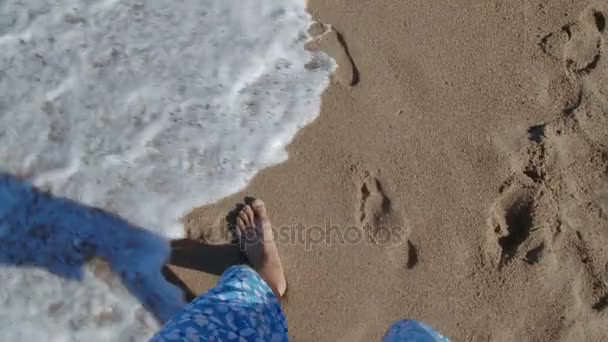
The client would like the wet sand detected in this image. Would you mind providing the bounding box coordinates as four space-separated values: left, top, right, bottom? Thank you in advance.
174 0 608 340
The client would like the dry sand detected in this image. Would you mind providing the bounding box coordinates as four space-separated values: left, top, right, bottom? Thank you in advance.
168 0 608 340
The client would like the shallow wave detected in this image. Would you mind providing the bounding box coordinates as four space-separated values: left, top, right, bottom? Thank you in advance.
0 0 333 340
0 0 333 238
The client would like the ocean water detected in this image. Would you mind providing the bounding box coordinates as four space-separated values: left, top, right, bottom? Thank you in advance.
0 0 333 340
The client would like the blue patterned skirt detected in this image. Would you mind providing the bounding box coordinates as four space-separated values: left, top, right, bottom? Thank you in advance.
153 265 449 341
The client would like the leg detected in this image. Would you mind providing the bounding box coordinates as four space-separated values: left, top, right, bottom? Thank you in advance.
236 199 287 297
153 200 288 341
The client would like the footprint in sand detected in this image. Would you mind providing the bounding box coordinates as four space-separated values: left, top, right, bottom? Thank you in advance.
355 171 409 248
353 170 419 269
562 5 608 147
487 181 553 268
491 186 536 263
563 8 605 76
488 5 608 318
486 127 564 269
487 173 568 269
571 231 608 313
307 22 359 86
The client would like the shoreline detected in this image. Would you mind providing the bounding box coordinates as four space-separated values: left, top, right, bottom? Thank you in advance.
179 0 608 340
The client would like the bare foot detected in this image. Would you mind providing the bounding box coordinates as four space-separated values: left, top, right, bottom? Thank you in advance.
236 199 287 297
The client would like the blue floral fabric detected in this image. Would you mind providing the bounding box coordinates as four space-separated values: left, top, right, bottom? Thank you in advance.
153 265 449 341
152 265 288 341
382 320 450 342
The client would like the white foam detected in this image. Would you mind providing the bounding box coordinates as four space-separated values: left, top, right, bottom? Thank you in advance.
0 0 333 340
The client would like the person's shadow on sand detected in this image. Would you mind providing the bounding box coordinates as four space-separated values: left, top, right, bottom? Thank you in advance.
166 201 254 301
0 172 185 322
0 172 249 322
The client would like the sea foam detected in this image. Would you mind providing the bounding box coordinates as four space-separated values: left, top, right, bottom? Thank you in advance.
0 0 333 340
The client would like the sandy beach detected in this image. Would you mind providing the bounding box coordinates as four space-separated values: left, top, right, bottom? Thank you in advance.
172 0 608 340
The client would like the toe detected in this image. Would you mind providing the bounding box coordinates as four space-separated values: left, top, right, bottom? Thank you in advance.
244 205 255 224
239 209 250 227
236 216 246 231
252 199 269 222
